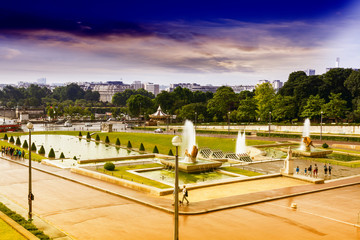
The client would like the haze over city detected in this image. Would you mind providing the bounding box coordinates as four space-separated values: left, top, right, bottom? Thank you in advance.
1 0 360 85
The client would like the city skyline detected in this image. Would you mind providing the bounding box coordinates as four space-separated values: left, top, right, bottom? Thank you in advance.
0 0 360 85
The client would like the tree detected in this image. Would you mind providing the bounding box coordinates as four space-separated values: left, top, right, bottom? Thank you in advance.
105 136 110 144
254 82 275 121
279 71 307 96
60 152 65 159
300 95 325 120
153 145 159 153
207 86 237 121
38 145 45 155
139 143 145 151
127 94 154 117
272 95 297 122
236 97 257 122
15 137 21 145
154 91 176 114
115 138 121 146
168 149 174 156
48 148 55 158
22 140 28 149
177 103 209 122
323 93 348 122
9 136 14 143
31 142 37 151
96 134 100 141
344 70 360 98
127 141 132 148
86 132 91 139
104 162 115 171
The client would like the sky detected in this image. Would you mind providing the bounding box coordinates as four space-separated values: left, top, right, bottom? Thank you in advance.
0 0 360 86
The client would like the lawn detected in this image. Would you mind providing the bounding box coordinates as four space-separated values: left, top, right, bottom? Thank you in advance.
97 163 172 189
221 167 263 176
0 218 26 240
0 140 47 162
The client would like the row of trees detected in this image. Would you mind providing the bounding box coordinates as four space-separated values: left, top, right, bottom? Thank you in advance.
2 68 360 122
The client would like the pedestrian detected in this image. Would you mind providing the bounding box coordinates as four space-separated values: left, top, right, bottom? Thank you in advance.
304 168 307 175
328 164 332 175
296 166 299 174
324 164 328 175
182 185 189 205
308 165 312 177
314 164 318 178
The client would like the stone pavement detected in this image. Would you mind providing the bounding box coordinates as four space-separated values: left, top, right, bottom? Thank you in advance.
2 155 359 215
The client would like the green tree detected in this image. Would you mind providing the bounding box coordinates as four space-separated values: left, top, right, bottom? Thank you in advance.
236 97 257 122
9 136 14 143
3 134 8 140
139 143 145 151
105 136 110 144
86 132 91 139
96 134 100 141
323 93 348 122
207 86 237 121
254 82 275 121
168 149 174 156
48 148 55 158
31 142 37 151
153 145 159 153
300 95 325 120
22 140 28 149
272 95 297 122
127 94 154 117
344 70 360 98
38 145 45 155
15 137 21 146
115 138 121 146
127 141 132 148
60 152 65 159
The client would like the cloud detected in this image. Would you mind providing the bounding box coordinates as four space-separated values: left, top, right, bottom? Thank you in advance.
0 47 21 59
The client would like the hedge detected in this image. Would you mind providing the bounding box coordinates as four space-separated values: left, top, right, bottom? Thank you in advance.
104 162 115 171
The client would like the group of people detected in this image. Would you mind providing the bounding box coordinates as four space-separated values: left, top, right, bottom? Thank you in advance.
173 185 189 206
295 163 332 177
1 146 25 159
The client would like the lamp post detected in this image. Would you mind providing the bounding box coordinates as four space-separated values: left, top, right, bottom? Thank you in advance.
268 111 272 137
172 136 182 240
194 112 197 131
228 111 230 134
26 122 34 221
320 111 323 141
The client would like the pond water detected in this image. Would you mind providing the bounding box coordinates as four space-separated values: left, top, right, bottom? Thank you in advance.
137 169 235 185
19 135 139 160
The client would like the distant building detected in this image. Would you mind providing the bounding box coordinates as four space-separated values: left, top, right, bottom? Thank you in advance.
257 80 270 85
37 78 46 85
272 80 283 92
131 81 143 90
144 82 160 96
305 69 316 76
169 83 219 93
326 57 340 72
231 85 255 93
92 81 131 102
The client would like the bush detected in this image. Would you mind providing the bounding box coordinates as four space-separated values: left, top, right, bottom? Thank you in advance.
9 136 14 143
79 131 82 137
127 141 132 148
59 152 65 159
104 162 115 171
38 145 45 155
22 140 28 149
86 132 91 139
73 156 77 160
322 143 329 148
153 145 159 153
96 134 100 141
139 143 145 151
31 142 37 151
48 148 55 158
3 134 8 140
168 149 174 156
15 137 21 146
105 136 110 143
115 138 121 146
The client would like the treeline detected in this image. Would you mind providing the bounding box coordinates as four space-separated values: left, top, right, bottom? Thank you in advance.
2 68 360 123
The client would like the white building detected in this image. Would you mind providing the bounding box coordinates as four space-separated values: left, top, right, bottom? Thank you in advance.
272 80 283 92
131 81 143 90
305 69 315 76
144 82 160 96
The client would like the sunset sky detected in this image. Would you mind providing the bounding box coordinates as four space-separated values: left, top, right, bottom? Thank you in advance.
0 0 359 86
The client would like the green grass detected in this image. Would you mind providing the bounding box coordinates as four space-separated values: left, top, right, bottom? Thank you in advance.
97 163 172 189
221 167 263 176
0 202 50 240
1 131 275 155
0 218 26 240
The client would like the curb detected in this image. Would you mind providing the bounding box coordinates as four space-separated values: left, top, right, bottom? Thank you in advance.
0 211 39 240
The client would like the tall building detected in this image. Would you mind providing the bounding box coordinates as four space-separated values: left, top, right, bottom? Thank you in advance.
131 81 143 90
144 82 160 96
326 57 340 72
272 80 283 92
305 69 315 76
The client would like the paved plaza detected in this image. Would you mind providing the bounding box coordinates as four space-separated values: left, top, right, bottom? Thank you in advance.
0 156 359 240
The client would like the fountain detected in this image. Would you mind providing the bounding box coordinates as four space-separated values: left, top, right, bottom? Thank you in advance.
160 120 222 173
292 118 332 157
236 130 246 155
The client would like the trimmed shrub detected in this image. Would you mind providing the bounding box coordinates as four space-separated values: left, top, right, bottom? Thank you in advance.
79 131 82 137
96 134 100 141
105 136 110 144
15 137 21 145
322 143 329 148
168 149 174 156
153 145 159 154
104 162 115 171
59 152 65 159
31 142 37 151
139 143 145 151
3 134 8 140
115 138 121 146
48 148 55 158
127 140 132 148
9 136 14 143
38 145 45 155
86 132 91 139
22 140 28 149
73 156 77 160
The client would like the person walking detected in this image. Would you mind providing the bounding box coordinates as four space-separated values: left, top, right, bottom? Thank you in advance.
308 165 312 177
314 164 318 178
328 164 332 176
182 185 189 205
296 166 299 174
324 164 328 175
